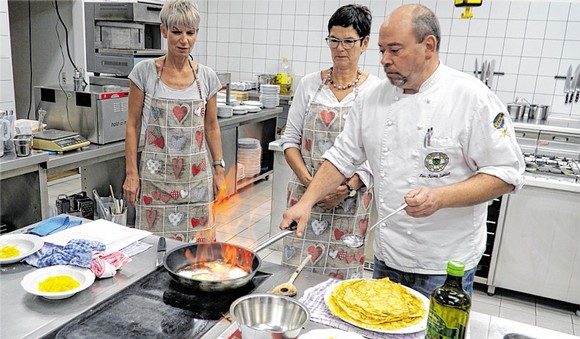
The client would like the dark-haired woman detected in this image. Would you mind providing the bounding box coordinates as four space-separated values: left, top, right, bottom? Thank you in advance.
279 4 380 278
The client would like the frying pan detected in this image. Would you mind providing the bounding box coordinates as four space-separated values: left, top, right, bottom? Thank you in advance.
164 229 294 292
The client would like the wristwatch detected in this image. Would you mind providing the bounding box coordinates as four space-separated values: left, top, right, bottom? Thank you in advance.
213 159 225 168
345 182 357 198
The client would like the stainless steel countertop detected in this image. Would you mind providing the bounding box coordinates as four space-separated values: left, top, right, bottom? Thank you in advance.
2 223 576 338
514 114 580 135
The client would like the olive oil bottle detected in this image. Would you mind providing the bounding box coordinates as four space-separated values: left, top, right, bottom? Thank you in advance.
425 260 471 339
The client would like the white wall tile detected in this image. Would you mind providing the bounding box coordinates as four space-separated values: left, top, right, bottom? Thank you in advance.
525 20 547 39
562 41 580 59
254 14 268 29
497 73 517 92
252 44 267 59
294 30 308 46
487 19 508 38
0 0 6 12
466 37 486 55
450 17 470 36
446 53 465 71
484 37 505 56
468 18 489 37
521 39 543 58
217 41 228 57
528 2 549 21
281 0 296 15
508 1 530 20
0 36 10 57
534 76 557 95
538 58 560 77
564 21 580 40
519 57 541 76
280 30 294 45
292 46 307 62
0 13 7 35
516 75 538 93
255 0 269 15
496 91 515 105
500 56 521 75
545 21 567 40
434 1 454 18
506 20 526 39
229 42 242 58
306 46 322 65
230 13 243 28
570 3 580 22
266 29 280 45
0 58 13 80
472 1 491 18
0 80 14 102
489 1 510 20
541 40 564 58
548 2 571 21
438 18 452 37
254 29 267 43
240 28 254 44
266 43 280 60
308 15 325 32
532 94 554 106
448 36 467 54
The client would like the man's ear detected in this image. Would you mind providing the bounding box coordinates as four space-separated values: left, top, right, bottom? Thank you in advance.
424 35 437 58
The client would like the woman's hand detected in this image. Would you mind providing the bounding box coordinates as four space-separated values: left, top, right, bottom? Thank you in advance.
213 166 226 199
316 185 349 209
123 173 141 206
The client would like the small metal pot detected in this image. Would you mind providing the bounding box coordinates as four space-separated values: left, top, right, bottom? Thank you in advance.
257 74 275 85
230 293 310 339
13 134 32 157
507 104 523 120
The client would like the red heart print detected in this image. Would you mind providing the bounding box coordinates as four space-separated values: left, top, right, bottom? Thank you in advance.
195 130 204 150
345 255 354 264
198 159 206 171
154 136 165 149
172 157 184 178
354 252 363 262
358 218 369 236
170 191 180 200
320 109 336 127
145 209 157 229
146 131 156 145
143 196 153 205
151 191 161 200
304 138 312 152
172 105 189 123
160 194 171 203
192 164 201 176
307 245 323 264
363 192 372 209
329 271 344 280
333 228 350 241
337 250 346 261
190 217 208 228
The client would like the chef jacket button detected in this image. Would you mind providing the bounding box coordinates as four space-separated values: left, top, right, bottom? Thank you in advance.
379 198 384 203
387 121 393 126
384 148 390 153
408 178 415 184
426 99 431 104
407 230 412 235
413 151 419 157
343 112 348 118
417 124 423 129
380 171 385 177
381 222 387 228
394 96 399 101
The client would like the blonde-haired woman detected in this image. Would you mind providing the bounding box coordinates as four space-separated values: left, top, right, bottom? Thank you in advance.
123 0 225 243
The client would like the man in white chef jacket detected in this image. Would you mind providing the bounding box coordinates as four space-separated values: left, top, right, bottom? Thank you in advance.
280 4 525 297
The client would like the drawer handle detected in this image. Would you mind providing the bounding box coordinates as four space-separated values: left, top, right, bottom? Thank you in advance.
552 136 568 142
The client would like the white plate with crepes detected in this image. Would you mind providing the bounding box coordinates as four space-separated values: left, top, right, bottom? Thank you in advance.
298 328 364 339
21 265 95 299
0 234 44 264
323 278 429 334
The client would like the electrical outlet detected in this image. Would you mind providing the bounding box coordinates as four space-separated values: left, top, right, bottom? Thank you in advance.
61 71 68 85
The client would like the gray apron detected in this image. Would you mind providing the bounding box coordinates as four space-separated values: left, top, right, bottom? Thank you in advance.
136 61 215 243
282 81 373 279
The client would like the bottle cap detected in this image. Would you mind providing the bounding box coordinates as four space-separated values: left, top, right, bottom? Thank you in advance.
446 260 465 277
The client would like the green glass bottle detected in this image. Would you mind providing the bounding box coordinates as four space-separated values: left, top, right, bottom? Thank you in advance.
425 260 471 339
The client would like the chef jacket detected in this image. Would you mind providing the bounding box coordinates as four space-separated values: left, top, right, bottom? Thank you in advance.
323 63 525 274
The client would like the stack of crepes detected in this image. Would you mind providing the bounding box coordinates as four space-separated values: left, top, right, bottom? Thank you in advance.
326 278 425 331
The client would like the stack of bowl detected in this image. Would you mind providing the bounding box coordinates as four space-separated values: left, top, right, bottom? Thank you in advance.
259 84 280 109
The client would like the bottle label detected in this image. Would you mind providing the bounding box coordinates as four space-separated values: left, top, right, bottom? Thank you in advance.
426 308 467 339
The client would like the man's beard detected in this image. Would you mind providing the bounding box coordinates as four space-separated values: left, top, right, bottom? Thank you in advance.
386 72 408 87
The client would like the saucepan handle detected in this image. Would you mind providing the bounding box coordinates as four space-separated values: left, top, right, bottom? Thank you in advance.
252 221 297 253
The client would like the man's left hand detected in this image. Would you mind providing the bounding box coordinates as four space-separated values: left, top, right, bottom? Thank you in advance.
404 187 441 217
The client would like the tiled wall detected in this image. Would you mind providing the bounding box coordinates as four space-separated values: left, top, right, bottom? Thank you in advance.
194 0 580 117
0 0 15 111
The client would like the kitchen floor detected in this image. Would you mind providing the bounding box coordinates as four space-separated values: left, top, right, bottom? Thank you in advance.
48 172 580 336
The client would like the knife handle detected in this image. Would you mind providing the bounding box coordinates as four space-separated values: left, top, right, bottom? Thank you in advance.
576 91 579 103
565 93 570 103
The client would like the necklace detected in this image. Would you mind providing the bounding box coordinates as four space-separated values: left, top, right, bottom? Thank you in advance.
327 67 362 90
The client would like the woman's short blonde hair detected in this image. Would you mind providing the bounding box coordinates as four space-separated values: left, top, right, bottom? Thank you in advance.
160 0 200 30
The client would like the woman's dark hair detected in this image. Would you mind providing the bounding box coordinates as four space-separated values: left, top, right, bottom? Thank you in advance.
327 4 372 38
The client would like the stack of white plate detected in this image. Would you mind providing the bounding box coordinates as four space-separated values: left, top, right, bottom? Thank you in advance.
237 138 262 178
259 84 280 109
232 106 248 115
242 100 263 108
244 105 261 114
236 162 245 181
217 97 240 106
217 103 233 118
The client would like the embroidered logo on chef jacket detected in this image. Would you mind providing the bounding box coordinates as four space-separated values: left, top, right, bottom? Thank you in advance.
493 113 505 129
424 152 449 172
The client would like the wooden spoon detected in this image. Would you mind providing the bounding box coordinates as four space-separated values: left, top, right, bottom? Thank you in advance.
271 254 312 297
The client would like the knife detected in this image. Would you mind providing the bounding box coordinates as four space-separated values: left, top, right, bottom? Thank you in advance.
156 237 166 267
481 60 487 82
564 65 572 103
474 58 478 77
487 59 495 88
574 64 580 103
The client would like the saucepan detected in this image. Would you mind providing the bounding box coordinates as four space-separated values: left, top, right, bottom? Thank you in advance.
164 226 295 292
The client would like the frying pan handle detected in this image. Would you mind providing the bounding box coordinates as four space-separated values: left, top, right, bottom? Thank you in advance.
252 222 297 253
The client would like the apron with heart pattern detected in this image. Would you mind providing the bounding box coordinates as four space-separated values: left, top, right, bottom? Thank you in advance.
136 61 215 243
282 82 373 279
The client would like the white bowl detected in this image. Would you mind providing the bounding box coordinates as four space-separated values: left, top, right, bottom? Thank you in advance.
0 234 44 264
21 265 95 300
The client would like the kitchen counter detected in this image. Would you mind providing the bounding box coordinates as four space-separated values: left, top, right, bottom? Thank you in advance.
1 224 576 338
514 114 580 135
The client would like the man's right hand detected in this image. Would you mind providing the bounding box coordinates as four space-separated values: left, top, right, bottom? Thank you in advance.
280 201 312 237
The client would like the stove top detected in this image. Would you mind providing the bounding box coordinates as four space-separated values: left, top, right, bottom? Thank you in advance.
523 153 580 183
43 267 271 339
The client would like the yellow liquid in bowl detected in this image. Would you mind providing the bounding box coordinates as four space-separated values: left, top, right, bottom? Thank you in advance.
38 275 81 292
0 245 20 259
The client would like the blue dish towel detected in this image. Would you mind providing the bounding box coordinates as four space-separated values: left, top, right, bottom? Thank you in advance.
37 239 106 268
28 216 83 236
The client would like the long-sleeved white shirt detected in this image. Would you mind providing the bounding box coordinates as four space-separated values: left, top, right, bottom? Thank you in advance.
323 63 525 274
